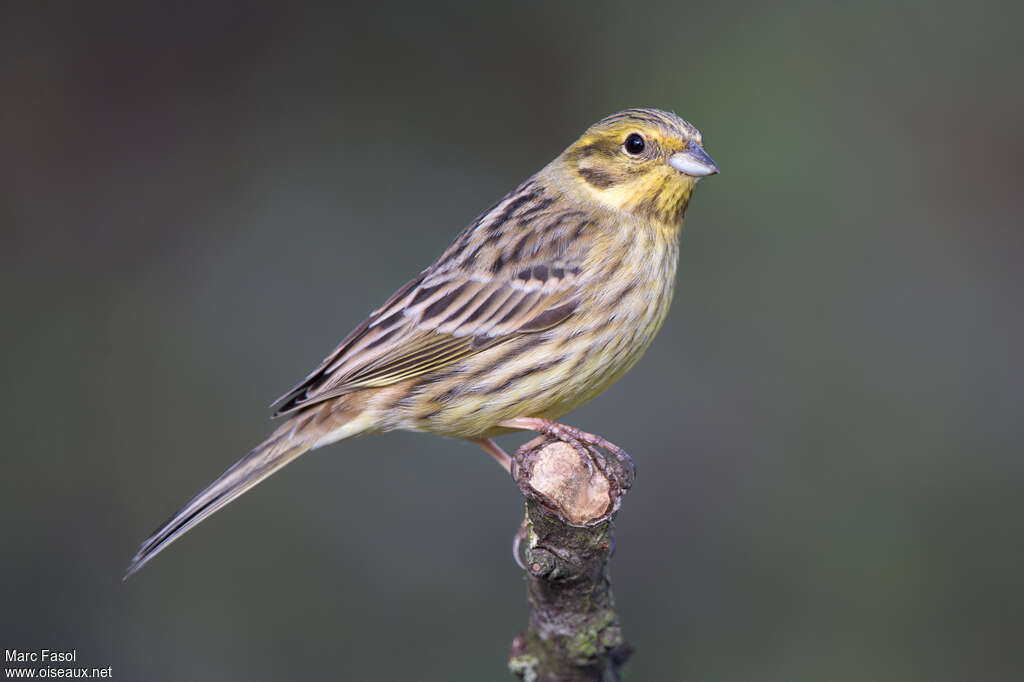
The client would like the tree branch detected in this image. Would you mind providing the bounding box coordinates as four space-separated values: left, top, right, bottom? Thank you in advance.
507 435 635 681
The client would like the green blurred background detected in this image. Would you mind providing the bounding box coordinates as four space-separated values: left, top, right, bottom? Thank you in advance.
2 2 1021 680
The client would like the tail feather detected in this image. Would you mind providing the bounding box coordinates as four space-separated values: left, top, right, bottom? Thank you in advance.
125 429 311 580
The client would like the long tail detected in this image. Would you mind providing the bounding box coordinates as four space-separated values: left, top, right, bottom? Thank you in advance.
124 412 369 579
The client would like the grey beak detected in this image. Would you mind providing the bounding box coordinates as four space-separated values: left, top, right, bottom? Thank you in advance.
668 144 719 177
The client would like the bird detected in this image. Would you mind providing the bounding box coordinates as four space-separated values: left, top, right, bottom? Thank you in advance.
125 107 718 578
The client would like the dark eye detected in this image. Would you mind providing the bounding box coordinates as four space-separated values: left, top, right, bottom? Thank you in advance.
624 133 645 155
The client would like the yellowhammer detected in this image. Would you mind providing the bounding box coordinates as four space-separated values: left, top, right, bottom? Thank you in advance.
127 108 718 577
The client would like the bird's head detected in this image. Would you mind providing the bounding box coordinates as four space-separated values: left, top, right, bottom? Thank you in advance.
557 108 718 227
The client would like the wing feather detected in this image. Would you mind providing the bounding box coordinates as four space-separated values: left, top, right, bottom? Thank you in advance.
271 188 588 417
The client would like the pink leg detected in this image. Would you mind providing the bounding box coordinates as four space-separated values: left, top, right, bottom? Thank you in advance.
475 437 526 567
475 437 512 473
498 417 634 487
498 417 620 451
512 518 528 569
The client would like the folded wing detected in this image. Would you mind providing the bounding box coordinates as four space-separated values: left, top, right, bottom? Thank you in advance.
271 260 583 416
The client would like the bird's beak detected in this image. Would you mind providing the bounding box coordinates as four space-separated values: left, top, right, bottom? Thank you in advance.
668 144 719 177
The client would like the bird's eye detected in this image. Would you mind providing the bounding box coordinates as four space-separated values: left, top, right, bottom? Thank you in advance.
624 133 646 155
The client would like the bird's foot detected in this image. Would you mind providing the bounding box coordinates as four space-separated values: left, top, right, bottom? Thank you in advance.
499 417 635 491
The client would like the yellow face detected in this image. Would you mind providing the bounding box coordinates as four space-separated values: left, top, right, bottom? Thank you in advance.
560 108 718 225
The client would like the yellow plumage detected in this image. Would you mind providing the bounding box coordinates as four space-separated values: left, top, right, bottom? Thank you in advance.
126 107 718 577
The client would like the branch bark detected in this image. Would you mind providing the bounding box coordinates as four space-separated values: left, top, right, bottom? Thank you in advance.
507 435 635 681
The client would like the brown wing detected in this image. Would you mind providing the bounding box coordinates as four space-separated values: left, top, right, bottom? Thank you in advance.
271 176 594 417
270 260 582 417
